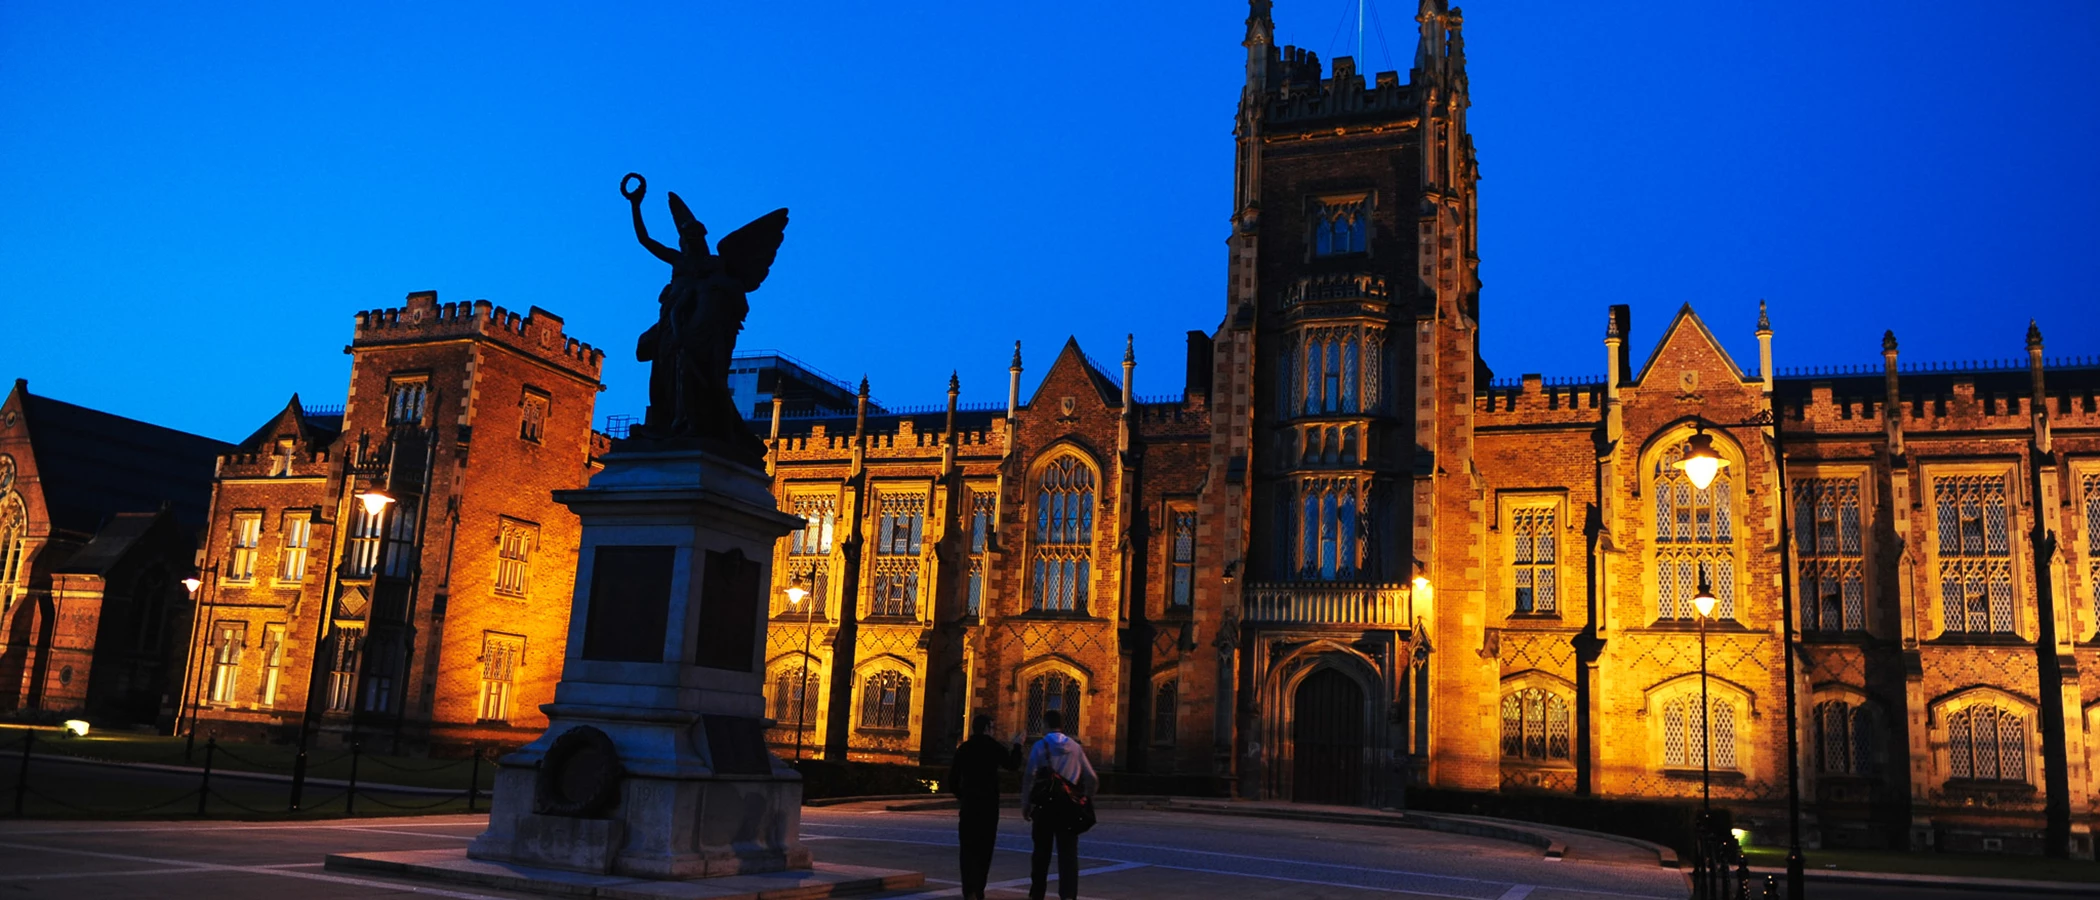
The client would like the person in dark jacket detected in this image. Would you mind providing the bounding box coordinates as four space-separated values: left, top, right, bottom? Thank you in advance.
947 714 1022 900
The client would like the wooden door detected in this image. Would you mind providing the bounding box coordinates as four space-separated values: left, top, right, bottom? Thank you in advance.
1291 668 1365 805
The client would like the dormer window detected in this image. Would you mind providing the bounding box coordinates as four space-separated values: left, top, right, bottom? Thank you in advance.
1312 196 1369 256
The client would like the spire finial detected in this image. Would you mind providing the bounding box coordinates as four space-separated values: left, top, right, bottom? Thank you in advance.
1011 340 1023 370
1756 299 1771 334
858 376 869 398
1124 334 1135 365
2027 319 2044 351
948 371 960 395
1882 330 1898 354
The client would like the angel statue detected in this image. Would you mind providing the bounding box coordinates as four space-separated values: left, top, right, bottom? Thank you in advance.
620 172 787 463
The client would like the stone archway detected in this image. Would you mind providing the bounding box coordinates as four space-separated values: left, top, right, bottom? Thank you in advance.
1291 667 1364 805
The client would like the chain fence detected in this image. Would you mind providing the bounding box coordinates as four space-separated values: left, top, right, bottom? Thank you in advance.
4 729 495 820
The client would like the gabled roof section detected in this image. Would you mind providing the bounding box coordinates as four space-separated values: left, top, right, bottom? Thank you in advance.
1632 303 1751 387
1025 337 1122 410
18 386 231 535
237 394 338 451
54 509 176 576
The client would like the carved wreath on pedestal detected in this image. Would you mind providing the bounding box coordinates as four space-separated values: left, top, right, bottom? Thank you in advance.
534 725 624 818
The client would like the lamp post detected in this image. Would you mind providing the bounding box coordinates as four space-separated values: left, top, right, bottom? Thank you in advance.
178 574 204 758
1692 574 1718 816
289 478 392 810
785 574 813 762
1675 414 1804 899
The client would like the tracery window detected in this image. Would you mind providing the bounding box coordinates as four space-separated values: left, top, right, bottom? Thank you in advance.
789 495 836 557
772 665 820 729
1654 442 1737 621
1169 509 1196 609
495 519 534 596
1661 695 1737 770
1291 479 1363 581
1312 197 1368 256
518 391 548 443
858 670 911 730
2083 474 2100 625
967 490 995 617
0 496 24 606
1510 506 1557 614
1815 699 1876 776
1293 327 1384 417
871 492 924 618
1795 478 1865 632
1153 679 1177 744
875 492 924 557
478 633 522 723
1947 704 2025 782
1027 670 1082 738
1933 474 2014 635
1499 688 1570 762
1031 458 1094 612
388 378 427 425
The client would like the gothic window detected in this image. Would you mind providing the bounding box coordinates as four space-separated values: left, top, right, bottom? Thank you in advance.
495 518 534 596
1026 670 1082 738
1933 474 2014 635
1815 699 1877 776
478 633 523 723
773 665 820 730
345 503 383 578
1312 197 1369 256
1499 688 1571 762
518 390 548 443
1947 704 2026 783
388 377 427 425
859 670 911 730
258 624 286 707
1795 478 1866 633
1169 509 1196 609
2083 474 2100 625
382 498 418 579
790 495 837 557
968 490 995 617
278 513 311 582
1511 506 1557 614
0 496 24 606
208 621 245 704
1295 328 1376 417
326 627 362 712
228 513 262 582
876 492 925 557
869 564 918 618
1154 679 1177 744
1654 441 1737 621
1292 479 1362 581
1661 695 1737 770
1031 458 1094 612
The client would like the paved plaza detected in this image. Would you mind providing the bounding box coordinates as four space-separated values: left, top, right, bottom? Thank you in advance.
0 805 2078 900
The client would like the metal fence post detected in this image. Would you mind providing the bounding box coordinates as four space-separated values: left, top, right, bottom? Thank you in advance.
346 741 360 815
289 749 308 812
467 747 482 813
197 737 216 817
14 730 33 816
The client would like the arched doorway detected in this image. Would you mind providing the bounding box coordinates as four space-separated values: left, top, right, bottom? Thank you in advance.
1291 667 1364 805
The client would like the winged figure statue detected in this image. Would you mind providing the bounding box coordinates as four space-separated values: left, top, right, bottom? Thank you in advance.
620 172 787 462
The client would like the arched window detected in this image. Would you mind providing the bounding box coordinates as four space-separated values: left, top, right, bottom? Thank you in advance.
1654 441 1737 621
1948 704 2025 782
1816 699 1876 775
1031 457 1094 612
772 665 820 730
1293 479 1362 581
1026 670 1082 738
1153 679 1178 745
858 670 911 730
1662 695 1737 770
1795 478 1865 632
1499 688 1570 762
0 496 26 606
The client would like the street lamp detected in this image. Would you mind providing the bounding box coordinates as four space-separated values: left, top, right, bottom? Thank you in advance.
1692 574 1718 817
180 573 206 758
1675 411 1805 899
785 574 814 762
355 489 395 516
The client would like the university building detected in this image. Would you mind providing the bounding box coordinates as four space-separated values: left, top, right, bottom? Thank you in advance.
755 1 2100 855
181 291 607 750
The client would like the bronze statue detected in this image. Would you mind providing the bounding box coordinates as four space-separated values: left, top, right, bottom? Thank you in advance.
620 173 787 463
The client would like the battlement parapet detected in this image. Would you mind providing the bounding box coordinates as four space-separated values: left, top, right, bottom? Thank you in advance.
1477 374 1605 421
1259 48 1414 128
352 290 605 380
216 447 333 477
1282 273 1389 309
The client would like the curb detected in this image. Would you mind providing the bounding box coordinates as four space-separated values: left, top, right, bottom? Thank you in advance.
1156 800 1567 860
1749 864 2100 896
32 751 461 796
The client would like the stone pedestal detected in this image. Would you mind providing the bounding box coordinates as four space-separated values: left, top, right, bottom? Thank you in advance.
469 448 811 879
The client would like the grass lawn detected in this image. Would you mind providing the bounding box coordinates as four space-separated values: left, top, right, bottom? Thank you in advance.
0 725 494 792
1743 845 2100 884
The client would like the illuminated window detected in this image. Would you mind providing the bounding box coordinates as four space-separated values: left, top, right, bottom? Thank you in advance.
388 378 427 425
1169 509 1196 609
381 499 417 579
278 513 311 582
519 391 548 443
1933 474 2014 635
2083 474 2100 626
269 438 297 476
208 622 245 704
1292 479 1361 581
1026 670 1082 739
1312 197 1368 256
326 627 362 712
496 519 534 596
1654 441 1736 621
345 504 383 578
228 513 262 582
478 633 522 723
1947 704 2025 783
876 492 925 557
1499 688 1570 762
789 495 837 557
859 670 911 730
1031 459 1094 612
772 665 820 730
1 496 29 605
1662 695 1736 770
258 624 286 707
1511 506 1557 614
1795 478 1865 632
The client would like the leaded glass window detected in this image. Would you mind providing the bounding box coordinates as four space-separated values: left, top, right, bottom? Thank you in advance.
790 495 836 557
2084 474 2100 625
1026 670 1082 738
1169 510 1196 608
1795 478 1865 632
1031 458 1094 612
772 665 820 730
1499 688 1570 762
1662 695 1737 770
859 670 911 730
1947 704 2025 782
1511 506 1557 614
1933 474 2015 634
1654 442 1737 621
1312 197 1368 256
1816 699 1876 776
1292 479 1363 581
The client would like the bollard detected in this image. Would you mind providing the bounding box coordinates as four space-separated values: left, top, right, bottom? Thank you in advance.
288 749 308 811
346 741 360 815
14 730 33 816
1763 875 1778 899
467 747 482 813
197 737 217 817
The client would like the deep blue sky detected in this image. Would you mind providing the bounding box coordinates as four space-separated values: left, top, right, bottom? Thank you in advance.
4 2 2096 441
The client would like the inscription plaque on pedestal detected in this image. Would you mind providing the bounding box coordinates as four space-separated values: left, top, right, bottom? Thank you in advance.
581 545 674 662
694 547 760 671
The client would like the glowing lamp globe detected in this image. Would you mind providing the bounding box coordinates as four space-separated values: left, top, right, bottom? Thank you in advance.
181 577 202 595
784 583 809 607
1693 587 1719 619
1675 431 1727 491
355 490 396 516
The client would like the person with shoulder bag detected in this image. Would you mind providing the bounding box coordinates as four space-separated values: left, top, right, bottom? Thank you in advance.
1019 708 1097 900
